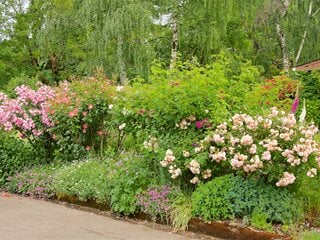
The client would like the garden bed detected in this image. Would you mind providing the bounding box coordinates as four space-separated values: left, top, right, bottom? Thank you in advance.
54 193 291 240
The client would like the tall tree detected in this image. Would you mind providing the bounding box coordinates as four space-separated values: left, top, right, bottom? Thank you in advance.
81 0 154 83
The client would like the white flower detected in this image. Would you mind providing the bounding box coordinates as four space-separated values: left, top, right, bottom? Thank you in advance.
190 176 200 184
205 109 209 114
108 104 113 110
194 147 201 153
118 123 126 130
116 86 124 92
183 151 190 158
299 99 306 123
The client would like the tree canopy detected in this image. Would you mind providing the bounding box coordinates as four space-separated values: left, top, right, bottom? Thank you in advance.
1 0 320 87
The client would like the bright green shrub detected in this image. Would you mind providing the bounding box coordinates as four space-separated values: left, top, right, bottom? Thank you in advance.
54 160 109 203
120 55 260 137
0 132 39 186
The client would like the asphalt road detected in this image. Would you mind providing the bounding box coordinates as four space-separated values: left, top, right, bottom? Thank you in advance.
0 193 212 240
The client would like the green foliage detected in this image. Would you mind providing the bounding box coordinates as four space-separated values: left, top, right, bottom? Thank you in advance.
191 175 303 224
54 160 109 203
300 230 320 240
4 75 39 97
4 163 60 199
250 209 273 231
170 193 193 231
191 175 234 221
121 54 260 137
295 171 320 226
106 153 152 215
0 131 40 186
300 71 320 127
245 75 299 114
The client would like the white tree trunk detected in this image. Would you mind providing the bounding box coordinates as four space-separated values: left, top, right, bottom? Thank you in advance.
170 12 179 70
294 1 320 66
276 0 290 72
276 23 290 72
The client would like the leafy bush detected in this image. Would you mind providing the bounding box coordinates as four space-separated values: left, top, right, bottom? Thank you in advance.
300 71 320 127
192 175 234 221
295 171 320 226
4 163 60 199
54 160 109 203
106 153 152 215
49 77 117 160
192 175 303 224
0 132 39 185
119 55 260 138
245 75 299 114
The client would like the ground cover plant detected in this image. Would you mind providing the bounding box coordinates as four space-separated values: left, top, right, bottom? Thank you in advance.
54 160 109 203
4 163 61 199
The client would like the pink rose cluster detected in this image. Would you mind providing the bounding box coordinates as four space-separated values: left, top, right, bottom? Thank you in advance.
0 85 55 136
167 107 320 186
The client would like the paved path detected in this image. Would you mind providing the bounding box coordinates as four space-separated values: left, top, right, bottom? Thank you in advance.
0 194 212 240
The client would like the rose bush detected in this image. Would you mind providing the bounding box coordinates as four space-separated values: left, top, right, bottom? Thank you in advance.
161 107 320 186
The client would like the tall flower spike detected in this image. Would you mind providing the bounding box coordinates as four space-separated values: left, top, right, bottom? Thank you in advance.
299 98 306 123
291 96 299 114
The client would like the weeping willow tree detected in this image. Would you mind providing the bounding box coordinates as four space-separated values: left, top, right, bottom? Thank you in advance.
80 0 155 83
36 0 87 84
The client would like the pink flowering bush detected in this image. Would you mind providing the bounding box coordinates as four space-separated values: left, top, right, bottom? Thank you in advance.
161 107 320 187
0 85 56 159
136 185 174 222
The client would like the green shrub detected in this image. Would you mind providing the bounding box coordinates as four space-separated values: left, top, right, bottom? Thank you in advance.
106 153 151 215
295 172 320 226
191 175 303 224
250 209 273 231
54 160 109 203
4 163 60 199
300 71 320 127
0 132 40 186
192 175 234 221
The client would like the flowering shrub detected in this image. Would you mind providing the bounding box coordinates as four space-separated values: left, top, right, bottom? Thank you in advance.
0 85 56 159
48 77 117 159
0 85 55 134
162 107 320 186
136 185 173 222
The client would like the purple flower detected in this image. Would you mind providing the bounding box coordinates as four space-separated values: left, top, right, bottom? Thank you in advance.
291 97 299 114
